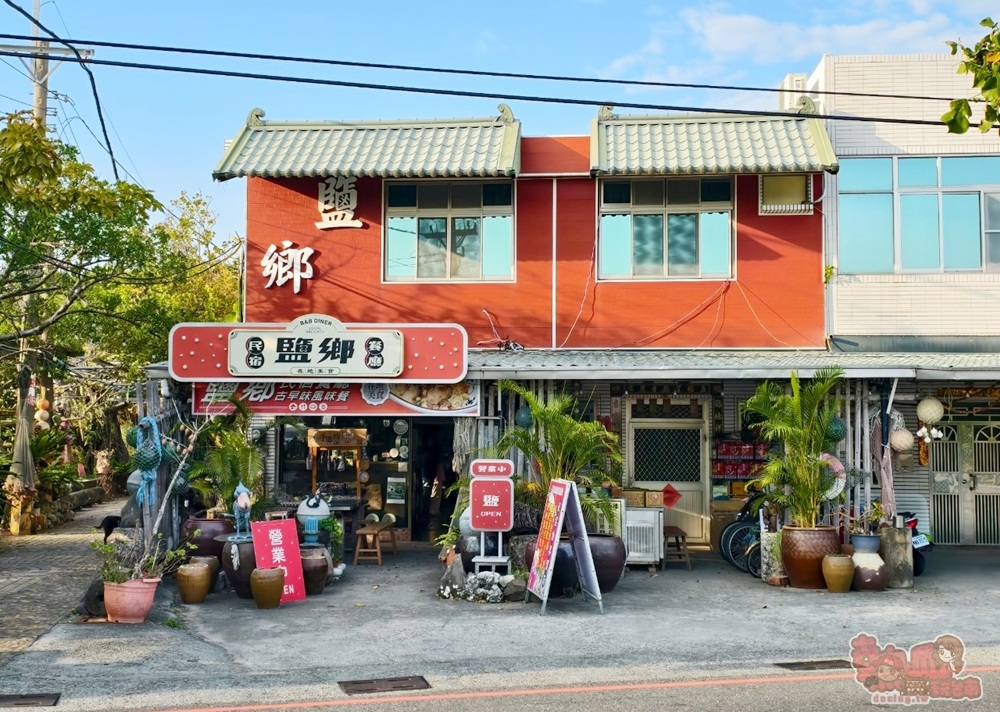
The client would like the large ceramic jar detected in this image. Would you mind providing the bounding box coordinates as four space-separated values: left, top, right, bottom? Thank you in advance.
220 538 256 599
587 534 627 593
181 515 235 562
780 526 842 589
177 563 212 604
822 554 855 593
301 546 329 596
523 538 578 597
250 567 285 609
104 578 159 623
189 556 221 594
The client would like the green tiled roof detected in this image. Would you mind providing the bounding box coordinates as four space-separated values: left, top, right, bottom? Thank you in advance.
591 110 838 176
213 106 521 181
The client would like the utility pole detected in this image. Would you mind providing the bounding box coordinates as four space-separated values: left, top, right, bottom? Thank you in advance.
31 0 47 125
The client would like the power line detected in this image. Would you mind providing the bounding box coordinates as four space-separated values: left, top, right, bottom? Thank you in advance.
0 47 950 128
2 0 119 180
0 90 30 106
0 31 962 104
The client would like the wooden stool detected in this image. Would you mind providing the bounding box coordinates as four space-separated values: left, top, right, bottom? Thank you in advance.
353 525 384 566
662 525 692 570
380 525 398 555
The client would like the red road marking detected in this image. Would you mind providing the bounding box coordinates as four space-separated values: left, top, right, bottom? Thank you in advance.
150 666 1000 712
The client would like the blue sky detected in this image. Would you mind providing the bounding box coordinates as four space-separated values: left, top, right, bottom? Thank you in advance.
0 0 993 240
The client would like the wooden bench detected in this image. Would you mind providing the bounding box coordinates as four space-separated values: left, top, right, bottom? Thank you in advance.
352 520 397 566
662 525 692 570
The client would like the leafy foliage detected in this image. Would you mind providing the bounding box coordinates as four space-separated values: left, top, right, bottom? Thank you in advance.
741 368 843 528
944 18 1000 133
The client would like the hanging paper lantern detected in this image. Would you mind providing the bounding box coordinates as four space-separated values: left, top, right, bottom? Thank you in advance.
890 429 915 453
125 426 139 448
826 416 847 442
34 409 50 422
916 397 944 425
36 420 50 430
515 405 533 429
37 398 50 411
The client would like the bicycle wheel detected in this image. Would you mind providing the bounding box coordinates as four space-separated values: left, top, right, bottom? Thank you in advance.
746 542 762 578
719 519 750 566
723 522 756 572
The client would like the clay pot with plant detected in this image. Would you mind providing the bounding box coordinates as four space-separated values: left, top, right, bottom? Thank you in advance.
742 368 845 589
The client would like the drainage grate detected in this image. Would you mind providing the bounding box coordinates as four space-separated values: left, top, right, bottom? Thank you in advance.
774 659 853 671
339 676 430 695
0 694 61 707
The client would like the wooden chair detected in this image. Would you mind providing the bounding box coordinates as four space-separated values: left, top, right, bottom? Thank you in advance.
662 525 692 570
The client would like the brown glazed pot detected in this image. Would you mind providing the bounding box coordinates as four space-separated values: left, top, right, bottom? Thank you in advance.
250 567 285 609
176 563 212 604
821 554 855 593
189 556 221 594
221 538 257 599
588 534 628 593
301 547 329 596
524 538 578 597
181 516 235 562
780 526 842 589
852 551 887 591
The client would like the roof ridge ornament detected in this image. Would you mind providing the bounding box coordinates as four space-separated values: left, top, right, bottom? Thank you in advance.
497 103 515 124
247 108 266 127
598 104 617 121
796 96 817 115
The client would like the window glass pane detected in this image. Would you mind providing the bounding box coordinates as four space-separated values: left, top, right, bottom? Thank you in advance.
838 193 893 273
386 216 417 279
416 217 447 278
700 212 731 277
632 215 664 275
387 184 417 208
451 183 482 209
603 182 630 204
599 214 631 277
941 157 1000 187
450 217 481 278
701 179 732 203
632 181 664 206
483 183 513 206
988 232 1000 272
838 158 892 191
667 214 697 275
762 175 807 206
667 180 699 205
898 158 938 187
900 194 940 269
482 215 513 278
942 194 982 270
986 193 1000 231
417 184 448 209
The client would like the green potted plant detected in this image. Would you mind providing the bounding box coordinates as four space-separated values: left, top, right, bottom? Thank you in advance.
742 367 844 589
318 514 344 565
849 502 885 552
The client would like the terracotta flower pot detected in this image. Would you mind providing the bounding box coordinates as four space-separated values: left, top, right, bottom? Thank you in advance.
822 554 855 593
104 579 159 623
189 556 221 594
250 567 285 609
181 516 235 562
221 539 257 599
301 547 329 596
780 526 841 589
177 563 212 604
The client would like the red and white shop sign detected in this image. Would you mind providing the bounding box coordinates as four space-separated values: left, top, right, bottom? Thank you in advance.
469 459 515 478
192 380 480 417
250 519 306 604
169 315 467 383
469 477 514 532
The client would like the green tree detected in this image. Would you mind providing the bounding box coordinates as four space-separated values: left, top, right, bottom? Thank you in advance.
944 18 1000 134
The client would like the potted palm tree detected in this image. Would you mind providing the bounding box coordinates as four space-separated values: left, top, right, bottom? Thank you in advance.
742 368 844 589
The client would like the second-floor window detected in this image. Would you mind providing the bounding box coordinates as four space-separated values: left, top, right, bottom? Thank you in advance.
838 156 1000 274
385 182 514 281
599 178 733 279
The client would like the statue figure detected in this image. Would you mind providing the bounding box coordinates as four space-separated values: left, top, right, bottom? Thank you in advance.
233 482 252 540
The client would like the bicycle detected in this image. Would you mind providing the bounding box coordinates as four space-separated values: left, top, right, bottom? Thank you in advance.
718 491 766 573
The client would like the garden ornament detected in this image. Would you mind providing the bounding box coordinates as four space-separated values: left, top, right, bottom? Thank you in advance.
134 417 162 510
232 482 252 540
820 453 847 501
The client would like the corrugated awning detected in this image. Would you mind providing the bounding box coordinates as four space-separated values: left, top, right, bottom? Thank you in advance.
591 108 838 176
213 106 521 181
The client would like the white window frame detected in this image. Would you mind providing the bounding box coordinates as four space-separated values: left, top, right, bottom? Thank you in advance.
382 179 516 283
597 177 735 281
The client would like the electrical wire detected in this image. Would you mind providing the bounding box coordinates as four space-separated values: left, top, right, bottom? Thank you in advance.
2 0 119 180
0 90 30 106
0 47 951 128
0 31 962 104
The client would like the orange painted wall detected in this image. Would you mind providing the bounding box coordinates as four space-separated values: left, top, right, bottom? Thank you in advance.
245 142 824 349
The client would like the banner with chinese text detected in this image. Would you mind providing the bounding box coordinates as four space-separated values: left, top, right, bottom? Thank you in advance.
250 519 306 604
193 380 480 417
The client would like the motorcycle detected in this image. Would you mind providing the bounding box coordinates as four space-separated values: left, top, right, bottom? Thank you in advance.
898 510 933 576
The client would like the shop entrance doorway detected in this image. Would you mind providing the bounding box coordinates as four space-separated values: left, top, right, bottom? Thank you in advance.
931 423 1000 545
411 420 456 542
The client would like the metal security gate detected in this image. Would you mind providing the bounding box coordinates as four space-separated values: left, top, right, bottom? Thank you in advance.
626 399 709 543
930 424 1000 545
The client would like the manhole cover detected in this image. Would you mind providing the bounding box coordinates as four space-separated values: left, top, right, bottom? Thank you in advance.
774 659 853 671
0 693 61 707
339 676 430 695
